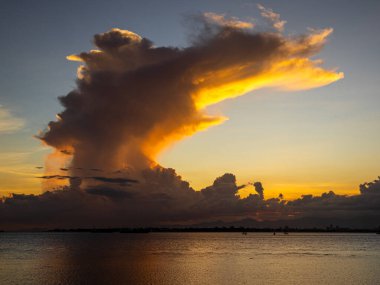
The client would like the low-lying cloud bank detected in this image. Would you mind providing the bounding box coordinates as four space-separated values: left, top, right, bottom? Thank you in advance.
1 169 379 230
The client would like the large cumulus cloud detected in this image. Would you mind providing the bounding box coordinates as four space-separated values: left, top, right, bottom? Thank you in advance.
1 9 361 230
38 10 342 177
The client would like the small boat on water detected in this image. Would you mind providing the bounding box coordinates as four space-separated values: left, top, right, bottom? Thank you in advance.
242 232 248 235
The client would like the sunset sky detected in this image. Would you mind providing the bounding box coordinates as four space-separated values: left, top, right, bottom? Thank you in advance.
1 0 379 202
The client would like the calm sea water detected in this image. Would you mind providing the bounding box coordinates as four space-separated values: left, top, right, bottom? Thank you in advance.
0 232 379 284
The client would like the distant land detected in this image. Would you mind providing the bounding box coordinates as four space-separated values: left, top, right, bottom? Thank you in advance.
1 226 379 233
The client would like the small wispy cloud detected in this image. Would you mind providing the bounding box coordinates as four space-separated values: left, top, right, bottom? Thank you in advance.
0 105 25 134
203 12 254 29
257 4 287 32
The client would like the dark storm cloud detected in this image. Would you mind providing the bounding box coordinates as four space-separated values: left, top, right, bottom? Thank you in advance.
38 174 138 186
253 182 264 200
86 186 135 199
1 170 379 230
60 150 72 155
90 176 138 185
38 175 78 180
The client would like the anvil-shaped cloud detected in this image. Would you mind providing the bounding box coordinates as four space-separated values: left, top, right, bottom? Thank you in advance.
38 11 342 175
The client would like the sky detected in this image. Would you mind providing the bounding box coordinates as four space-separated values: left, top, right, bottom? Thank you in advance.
0 0 379 204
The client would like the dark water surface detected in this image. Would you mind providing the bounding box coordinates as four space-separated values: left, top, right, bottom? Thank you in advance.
1 232 379 284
